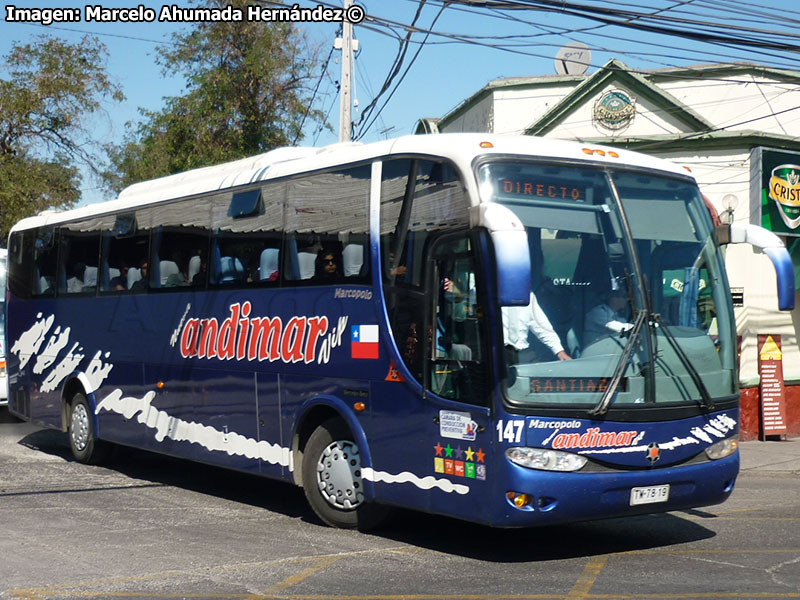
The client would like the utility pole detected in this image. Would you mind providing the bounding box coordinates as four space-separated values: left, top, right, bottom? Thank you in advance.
335 0 358 142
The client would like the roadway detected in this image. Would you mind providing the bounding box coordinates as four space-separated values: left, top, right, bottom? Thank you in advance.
1 408 799 600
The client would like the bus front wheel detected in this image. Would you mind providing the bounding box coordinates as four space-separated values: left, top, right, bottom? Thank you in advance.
68 393 110 465
302 419 389 530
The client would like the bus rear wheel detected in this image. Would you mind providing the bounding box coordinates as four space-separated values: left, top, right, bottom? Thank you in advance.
302 419 390 530
68 392 110 465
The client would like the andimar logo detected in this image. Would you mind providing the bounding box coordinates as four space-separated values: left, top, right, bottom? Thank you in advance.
768 164 800 229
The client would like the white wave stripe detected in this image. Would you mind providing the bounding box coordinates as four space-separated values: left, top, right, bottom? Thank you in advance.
580 435 702 455
580 444 649 455
33 326 71 374
40 343 85 393
691 427 713 444
96 389 292 468
711 414 737 432
361 467 470 495
661 436 701 450
11 313 54 370
84 351 114 393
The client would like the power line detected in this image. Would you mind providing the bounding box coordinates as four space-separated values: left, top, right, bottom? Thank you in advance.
359 2 450 137
635 103 800 150
293 39 338 145
5 21 173 46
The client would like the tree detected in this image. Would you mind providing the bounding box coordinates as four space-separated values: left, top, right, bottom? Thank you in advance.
0 35 124 244
105 0 326 192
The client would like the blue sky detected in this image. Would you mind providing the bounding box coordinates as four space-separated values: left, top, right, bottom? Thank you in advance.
4 0 800 205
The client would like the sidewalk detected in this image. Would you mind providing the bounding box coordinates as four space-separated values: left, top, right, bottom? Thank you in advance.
739 438 800 473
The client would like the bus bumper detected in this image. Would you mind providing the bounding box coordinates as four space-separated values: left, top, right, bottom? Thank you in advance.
490 451 739 527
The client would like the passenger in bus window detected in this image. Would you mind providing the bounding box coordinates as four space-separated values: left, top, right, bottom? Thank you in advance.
190 256 207 286
165 257 190 287
583 288 633 346
109 261 129 291
66 262 87 293
314 247 343 282
131 259 149 291
502 293 572 363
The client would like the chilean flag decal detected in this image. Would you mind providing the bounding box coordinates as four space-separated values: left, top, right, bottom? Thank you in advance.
351 324 379 359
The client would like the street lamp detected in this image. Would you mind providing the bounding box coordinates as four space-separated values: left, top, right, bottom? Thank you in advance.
721 194 739 225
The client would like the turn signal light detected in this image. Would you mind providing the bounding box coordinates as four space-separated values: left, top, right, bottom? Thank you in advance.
506 491 532 508
479 141 494 148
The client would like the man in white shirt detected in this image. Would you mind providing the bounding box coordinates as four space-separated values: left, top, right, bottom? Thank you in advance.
503 292 572 363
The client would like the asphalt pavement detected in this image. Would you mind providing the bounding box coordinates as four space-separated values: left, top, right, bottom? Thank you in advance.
739 436 800 473
1 408 799 600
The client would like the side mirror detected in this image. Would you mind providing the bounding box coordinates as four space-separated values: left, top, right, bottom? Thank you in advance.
472 204 530 306
715 223 795 311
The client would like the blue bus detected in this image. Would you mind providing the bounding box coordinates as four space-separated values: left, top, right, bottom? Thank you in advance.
5 134 794 528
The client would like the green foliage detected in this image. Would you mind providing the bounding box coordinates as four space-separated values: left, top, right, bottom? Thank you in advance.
0 35 123 244
106 0 327 192
0 155 81 238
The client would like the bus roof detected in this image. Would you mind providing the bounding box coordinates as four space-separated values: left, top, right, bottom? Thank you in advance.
9 133 693 234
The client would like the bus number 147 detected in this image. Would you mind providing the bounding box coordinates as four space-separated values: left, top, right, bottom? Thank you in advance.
497 419 524 444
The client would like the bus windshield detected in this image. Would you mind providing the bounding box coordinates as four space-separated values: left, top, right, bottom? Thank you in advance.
479 161 736 410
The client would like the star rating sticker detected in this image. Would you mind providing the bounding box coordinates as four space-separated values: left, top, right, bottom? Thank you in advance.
454 445 464 460
444 443 454 458
475 448 485 463
465 446 475 461
434 442 443 457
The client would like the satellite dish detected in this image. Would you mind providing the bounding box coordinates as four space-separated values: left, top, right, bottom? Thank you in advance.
555 42 591 76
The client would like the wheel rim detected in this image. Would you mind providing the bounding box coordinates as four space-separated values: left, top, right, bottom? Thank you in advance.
316 439 364 510
70 403 90 452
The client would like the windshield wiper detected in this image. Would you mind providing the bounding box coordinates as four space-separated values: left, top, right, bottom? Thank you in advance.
588 309 648 417
652 314 715 411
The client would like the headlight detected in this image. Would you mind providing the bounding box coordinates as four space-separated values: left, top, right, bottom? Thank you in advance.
506 447 588 472
705 435 739 460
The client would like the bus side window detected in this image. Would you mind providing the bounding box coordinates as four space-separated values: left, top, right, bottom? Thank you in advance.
153 227 209 289
210 182 283 287
380 158 469 382
284 165 370 286
7 231 34 300
32 227 57 297
100 210 151 293
59 224 100 295
210 233 281 286
429 236 486 403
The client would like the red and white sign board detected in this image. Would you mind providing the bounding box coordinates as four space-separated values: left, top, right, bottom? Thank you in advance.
758 335 788 438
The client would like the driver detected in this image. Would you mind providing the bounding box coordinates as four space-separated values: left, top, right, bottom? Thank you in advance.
583 288 634 346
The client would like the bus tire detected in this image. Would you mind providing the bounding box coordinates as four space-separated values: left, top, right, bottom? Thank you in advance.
302 419 390 530
68 392 110 465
